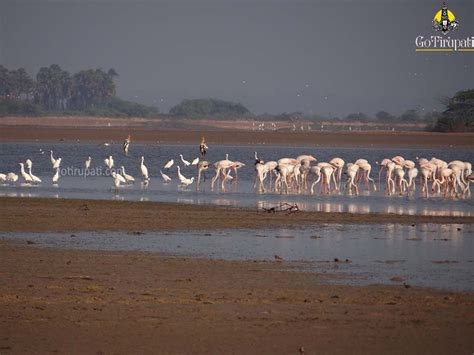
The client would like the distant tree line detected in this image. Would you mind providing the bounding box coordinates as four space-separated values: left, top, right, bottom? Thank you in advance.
0 64 158 117
169 98 251 117
252 109 441 124
1 65 471 131
167 100 440 124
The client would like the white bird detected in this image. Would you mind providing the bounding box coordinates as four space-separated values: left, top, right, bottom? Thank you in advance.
111 171 126 192
28 166 42 184
52 168 60 184
164 159 174 169
50 151 57 166
121 166 135 184
19 163 32 183
160 170 172 183
0 173 6 183
177 166 194 186
179 154 190 166
85 156 92 169
191 157 199 165
26 159 42 184
52 157 61 170
104 156 114 169
140 156 149 180
6 172 18 183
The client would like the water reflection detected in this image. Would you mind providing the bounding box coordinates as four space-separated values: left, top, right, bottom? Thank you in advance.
0 142 472 217
2 223 472 291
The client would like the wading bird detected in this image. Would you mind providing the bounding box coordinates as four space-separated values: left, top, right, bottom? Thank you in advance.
123 135 131 156
211 156 235 190
26 159 42 184
52 167 60 184
121 166 135 184
6 173 18 183
50 151 57 167
19 163 32 184
164 159 174 169
52 157 61 170
200 136 208 156
197 160 209 186
140 156 149 181
159 170 172 183
180 154 190 166
104 156 114 169
177 166 194 186
111 171 126 192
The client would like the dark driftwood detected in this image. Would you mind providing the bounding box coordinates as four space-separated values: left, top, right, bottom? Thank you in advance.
260 203 299 215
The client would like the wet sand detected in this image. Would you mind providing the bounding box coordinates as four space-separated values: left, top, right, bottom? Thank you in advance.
0 240 473 354
1 197 473 353
0 197 473 233
1 125 473 148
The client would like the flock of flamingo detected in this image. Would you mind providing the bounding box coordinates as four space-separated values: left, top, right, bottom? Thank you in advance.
252 153 473 198
0 138 472 199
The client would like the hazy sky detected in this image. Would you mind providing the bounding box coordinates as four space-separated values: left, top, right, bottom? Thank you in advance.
1 0 473 115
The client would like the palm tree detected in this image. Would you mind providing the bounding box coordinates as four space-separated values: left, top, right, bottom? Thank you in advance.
35 64 71 110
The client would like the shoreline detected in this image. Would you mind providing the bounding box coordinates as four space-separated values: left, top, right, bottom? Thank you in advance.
1 125 474 148
0 240 473 354
0 197 473 233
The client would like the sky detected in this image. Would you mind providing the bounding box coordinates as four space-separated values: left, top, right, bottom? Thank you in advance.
1 0 473 116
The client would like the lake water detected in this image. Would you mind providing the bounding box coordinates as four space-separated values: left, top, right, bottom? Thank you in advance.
0 142 473 216
2 223 472 291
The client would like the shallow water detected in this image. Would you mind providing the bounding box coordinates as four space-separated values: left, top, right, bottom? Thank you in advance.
0 142 472 216
2 223 473 291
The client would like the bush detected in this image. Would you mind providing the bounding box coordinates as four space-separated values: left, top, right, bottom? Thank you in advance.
169 98 251 117
105 97 159 117
433 111 473 132
0 98 41 116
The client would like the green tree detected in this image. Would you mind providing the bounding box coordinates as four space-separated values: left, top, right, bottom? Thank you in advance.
35 64 71 110
9 68 34 100
169 98 251 117
70 69 116 110
375 110 395 121
398 109 420 122
421 110 441 123
345 112 369 121
0 65 12 98
434 90 474 132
